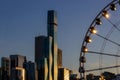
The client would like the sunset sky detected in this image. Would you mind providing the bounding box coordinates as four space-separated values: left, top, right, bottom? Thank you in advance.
0 0 114 75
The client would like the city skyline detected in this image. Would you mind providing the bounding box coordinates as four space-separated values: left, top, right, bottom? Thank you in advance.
0 0 112 75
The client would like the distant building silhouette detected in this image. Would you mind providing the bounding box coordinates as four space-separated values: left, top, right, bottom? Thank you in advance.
10 55 26 80
23 61 38 80
1 57 10 80
10 55 26 69
12 67 25 80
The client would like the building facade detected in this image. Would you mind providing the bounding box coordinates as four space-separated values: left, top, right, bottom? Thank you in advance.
35 36 53 80
58 68 70 80
10 55 26 80
35 36 49 69
11 67 25 80
1 57 10 80
10 55 26 69
58 49 62 68
23 61 38 80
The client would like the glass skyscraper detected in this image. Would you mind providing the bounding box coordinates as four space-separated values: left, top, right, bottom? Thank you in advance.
47 10 58 80
35 10 58 80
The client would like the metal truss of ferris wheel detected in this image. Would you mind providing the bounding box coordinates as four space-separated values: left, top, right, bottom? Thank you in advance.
79 0 120 80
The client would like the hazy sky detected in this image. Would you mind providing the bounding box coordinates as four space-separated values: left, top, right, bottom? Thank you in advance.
0 0 113 74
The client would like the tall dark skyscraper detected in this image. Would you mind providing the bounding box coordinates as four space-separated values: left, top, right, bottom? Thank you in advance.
35 36 49 69
47 10 58 80
35 10 58 80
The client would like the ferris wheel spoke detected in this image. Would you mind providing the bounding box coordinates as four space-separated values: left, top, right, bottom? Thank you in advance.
85 65 120 72
96 33 120 46
106 19 120 32
99 19 120 52
88 51 120 57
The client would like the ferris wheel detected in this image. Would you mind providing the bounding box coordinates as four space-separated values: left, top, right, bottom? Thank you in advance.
79 0 120 80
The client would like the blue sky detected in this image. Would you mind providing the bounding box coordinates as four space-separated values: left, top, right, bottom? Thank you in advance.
0 0 113 74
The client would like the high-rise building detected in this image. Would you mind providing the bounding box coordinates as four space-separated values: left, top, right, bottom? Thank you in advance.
11 67 25 80
23 61 38 80
1 57 10 80
35 36 48 69
58 49 62 68
35 36 53 80
35 10 58 80
10 55 26 80
47 10 58 80
10 55 26 69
